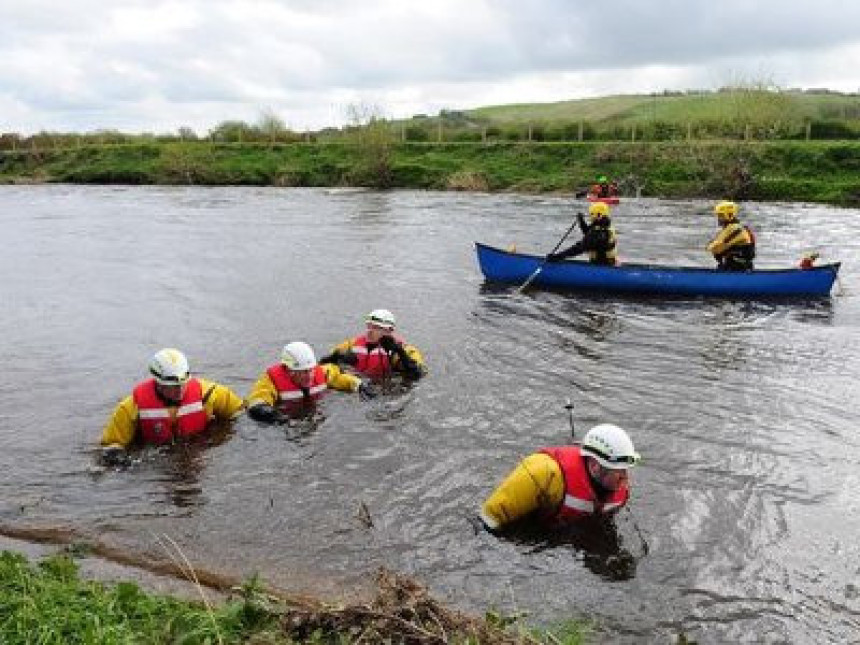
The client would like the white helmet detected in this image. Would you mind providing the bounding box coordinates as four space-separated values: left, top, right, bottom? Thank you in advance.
365 309 396 330
281 341 317 371
149 348 190 386
581 424 639 470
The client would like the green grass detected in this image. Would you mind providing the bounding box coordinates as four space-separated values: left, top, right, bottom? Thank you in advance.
0 550 590 644
0 550 285 644
3 139 860 206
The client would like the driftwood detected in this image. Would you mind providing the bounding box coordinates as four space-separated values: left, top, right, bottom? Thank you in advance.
278 568 533 644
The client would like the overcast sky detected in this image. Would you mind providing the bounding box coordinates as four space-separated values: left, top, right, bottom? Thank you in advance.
2 0 860 135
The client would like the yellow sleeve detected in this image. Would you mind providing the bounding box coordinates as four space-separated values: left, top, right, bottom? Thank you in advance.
397 343 426 370
331 338 357 354
321 363 361 393
245 373 279 408
100 395 138 448
199 379 244 420
479 453 565 531
707 223 747 255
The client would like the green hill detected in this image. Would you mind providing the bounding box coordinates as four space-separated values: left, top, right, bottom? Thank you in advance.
465 89 860 127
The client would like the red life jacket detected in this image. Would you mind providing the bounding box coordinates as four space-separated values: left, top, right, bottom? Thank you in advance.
133 378 208 445
539 446 629 520
266 363 327 413
350 334 405 378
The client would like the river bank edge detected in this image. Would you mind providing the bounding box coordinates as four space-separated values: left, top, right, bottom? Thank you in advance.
1 140 859 208
0 529 591 644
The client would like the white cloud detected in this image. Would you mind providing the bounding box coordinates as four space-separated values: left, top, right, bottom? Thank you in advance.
1 0 859 134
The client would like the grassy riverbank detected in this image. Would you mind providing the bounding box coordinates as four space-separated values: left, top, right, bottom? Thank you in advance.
0 549 587 644
2 140 859 207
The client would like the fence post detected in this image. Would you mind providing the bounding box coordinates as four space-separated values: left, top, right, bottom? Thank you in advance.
437 119 443 143
482 126 487 144
631 124 636 143
528 124 533 142
687 122 692 141
805 122 812 141
578 121 583 142
744 124 751 141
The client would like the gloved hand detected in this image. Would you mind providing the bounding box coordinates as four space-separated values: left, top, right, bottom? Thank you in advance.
101 445 131 467
545 252 563 263
248 403 289 425
318 351 340 365
357 381 377 400
378 334 399 352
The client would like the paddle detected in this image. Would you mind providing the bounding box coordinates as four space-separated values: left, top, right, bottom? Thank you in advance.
516 215 581 293
565 398 575 439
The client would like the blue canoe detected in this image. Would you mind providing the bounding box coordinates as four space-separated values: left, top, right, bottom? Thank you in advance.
476 242 841 298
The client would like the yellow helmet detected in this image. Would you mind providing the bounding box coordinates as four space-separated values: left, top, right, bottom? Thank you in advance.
714 200 738 223
588 201 610 221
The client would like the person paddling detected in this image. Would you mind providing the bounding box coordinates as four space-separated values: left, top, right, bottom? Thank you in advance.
706 200 755 271
545 202 617 266
479 424 639 533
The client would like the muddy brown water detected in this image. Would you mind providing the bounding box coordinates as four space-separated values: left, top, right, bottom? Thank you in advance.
1 185 858 643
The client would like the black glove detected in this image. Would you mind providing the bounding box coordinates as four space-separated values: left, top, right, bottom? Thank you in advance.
319 350 358 367
358 381 377 400
248 403 288 425
378 334 399 352
318 351 340 365
101 445 131 468
546 252 563 263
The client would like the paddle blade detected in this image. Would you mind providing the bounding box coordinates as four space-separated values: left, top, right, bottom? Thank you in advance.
516 266 543 293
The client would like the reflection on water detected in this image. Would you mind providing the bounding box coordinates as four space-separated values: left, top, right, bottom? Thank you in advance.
0 186 858 643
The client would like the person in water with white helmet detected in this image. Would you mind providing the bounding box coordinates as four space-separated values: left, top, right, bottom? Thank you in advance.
246 341 375 424
479 424 639 532
319 309 425 381
100 348 244 461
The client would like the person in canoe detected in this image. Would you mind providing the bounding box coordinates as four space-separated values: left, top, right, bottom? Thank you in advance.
246 341 375 425
707 200 756 271
478 424 640 533
546 202 618 266
100 348 244 464
319 309 425 382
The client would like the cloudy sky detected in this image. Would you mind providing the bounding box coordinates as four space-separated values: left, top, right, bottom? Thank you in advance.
2 0 860 135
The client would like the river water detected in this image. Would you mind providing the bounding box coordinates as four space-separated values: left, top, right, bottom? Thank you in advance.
0 185 858 643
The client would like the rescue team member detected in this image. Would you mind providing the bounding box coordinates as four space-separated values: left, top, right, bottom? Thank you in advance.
707 200 756 271
589 175 618 199
479 424 639 533
100 348 244 462
246 341 375 424
546 202 618 266
320 309 425 381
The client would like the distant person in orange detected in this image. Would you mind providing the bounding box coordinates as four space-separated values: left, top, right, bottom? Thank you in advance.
575 175 618 199
589 175 618 199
